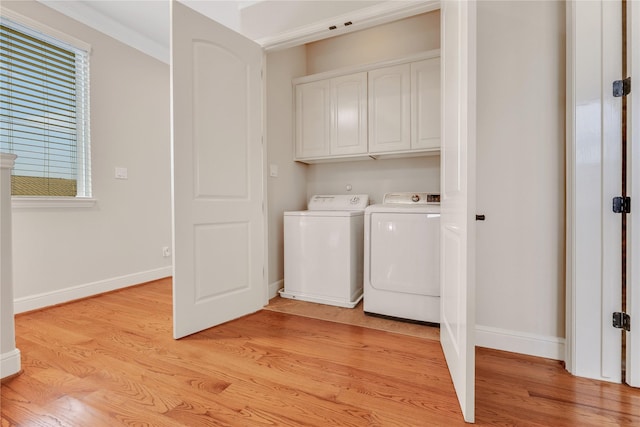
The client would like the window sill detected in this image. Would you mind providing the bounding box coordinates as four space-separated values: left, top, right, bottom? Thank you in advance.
12 197 97 209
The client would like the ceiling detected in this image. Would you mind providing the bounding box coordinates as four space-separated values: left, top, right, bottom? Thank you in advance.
36 0 437 63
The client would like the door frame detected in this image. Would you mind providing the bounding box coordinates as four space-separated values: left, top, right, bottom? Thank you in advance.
627 0 640 387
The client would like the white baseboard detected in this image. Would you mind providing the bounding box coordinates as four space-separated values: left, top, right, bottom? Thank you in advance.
14 266 173 314
476 324 565 361
1 348 21 379
269 279 283 300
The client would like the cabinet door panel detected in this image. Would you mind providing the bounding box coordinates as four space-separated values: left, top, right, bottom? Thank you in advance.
295 80 331 159
368 64 411 153
331 72 368 156
412 58 441 150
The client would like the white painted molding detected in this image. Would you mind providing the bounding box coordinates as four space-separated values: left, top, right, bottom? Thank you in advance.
0 153 17 169
35 0 438 62
35 0 169 64
258 1 440 52
0 349 21 379
476 325 565 361
12 197 98 209
268 280 284 300
14 266 172 313
1 7 91 52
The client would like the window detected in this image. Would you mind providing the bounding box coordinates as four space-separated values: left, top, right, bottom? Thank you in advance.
0 14 91 198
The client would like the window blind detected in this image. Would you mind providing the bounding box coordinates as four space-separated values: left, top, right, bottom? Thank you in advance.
0 17 91 197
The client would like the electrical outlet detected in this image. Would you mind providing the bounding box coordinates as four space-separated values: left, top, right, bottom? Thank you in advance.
162 246 171 257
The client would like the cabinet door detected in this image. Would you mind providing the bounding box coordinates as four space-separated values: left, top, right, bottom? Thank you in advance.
368 64 411 153
331 72 368 156
295 80 331 159
412 58 441 150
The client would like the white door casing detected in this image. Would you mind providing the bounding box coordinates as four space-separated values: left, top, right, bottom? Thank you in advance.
440 0 477 423
171 1 265 339
627 0 640 388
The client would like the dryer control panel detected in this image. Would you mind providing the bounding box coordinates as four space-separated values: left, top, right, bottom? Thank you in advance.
308 194 370 211
383 192 440 205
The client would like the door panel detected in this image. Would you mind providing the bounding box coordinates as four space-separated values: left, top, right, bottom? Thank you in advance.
192 41 248 199
171 1 264 339
440 0 476 422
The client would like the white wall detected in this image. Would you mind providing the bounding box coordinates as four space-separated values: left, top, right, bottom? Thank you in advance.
306 157 440 205
266 46 308 293
306 11 440 74
476 1 566 359
3 1 172 312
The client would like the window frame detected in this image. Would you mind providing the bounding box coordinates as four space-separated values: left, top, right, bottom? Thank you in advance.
0 9 95 208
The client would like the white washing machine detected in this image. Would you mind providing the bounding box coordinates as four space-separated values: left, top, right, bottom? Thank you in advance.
364 192 440 323
281 194 369 308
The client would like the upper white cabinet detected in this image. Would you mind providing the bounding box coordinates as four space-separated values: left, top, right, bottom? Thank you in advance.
368 64 411 153
295 72 367 160
331 73 368 156
411 58 441 150
294 51 440 163
295 79 331 159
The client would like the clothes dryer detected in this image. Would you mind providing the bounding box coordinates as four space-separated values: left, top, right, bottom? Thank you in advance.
364 192 440 323
281 194 369 308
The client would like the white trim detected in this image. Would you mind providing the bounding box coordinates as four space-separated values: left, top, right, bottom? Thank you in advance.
627 0 640 388
14 266 172 314
476 325 565 361
0 7 91 52
12 197 98 209
259 1 440 52
0 153 17 169
34 0 168 63
564 0 577 375
269 279 283 300
0 349 21 379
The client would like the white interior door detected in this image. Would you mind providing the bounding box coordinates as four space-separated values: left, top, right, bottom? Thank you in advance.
440 0 476 423
171 2 265 339
566 0 623 383
627 0 640 387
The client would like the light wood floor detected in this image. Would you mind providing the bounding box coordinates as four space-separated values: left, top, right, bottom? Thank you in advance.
2 278 639 426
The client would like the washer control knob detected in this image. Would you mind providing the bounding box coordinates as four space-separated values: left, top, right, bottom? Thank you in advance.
411 194 420 203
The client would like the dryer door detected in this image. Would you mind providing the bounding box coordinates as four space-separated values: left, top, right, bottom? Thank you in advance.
369 212 440 295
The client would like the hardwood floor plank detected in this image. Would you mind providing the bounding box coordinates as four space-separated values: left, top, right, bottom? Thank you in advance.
3 278 640 426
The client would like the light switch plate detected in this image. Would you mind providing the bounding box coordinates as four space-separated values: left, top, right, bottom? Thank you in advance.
115 167 128 179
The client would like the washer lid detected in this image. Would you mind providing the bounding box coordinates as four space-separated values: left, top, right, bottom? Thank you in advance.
284 210 364 217
307 194 369 211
